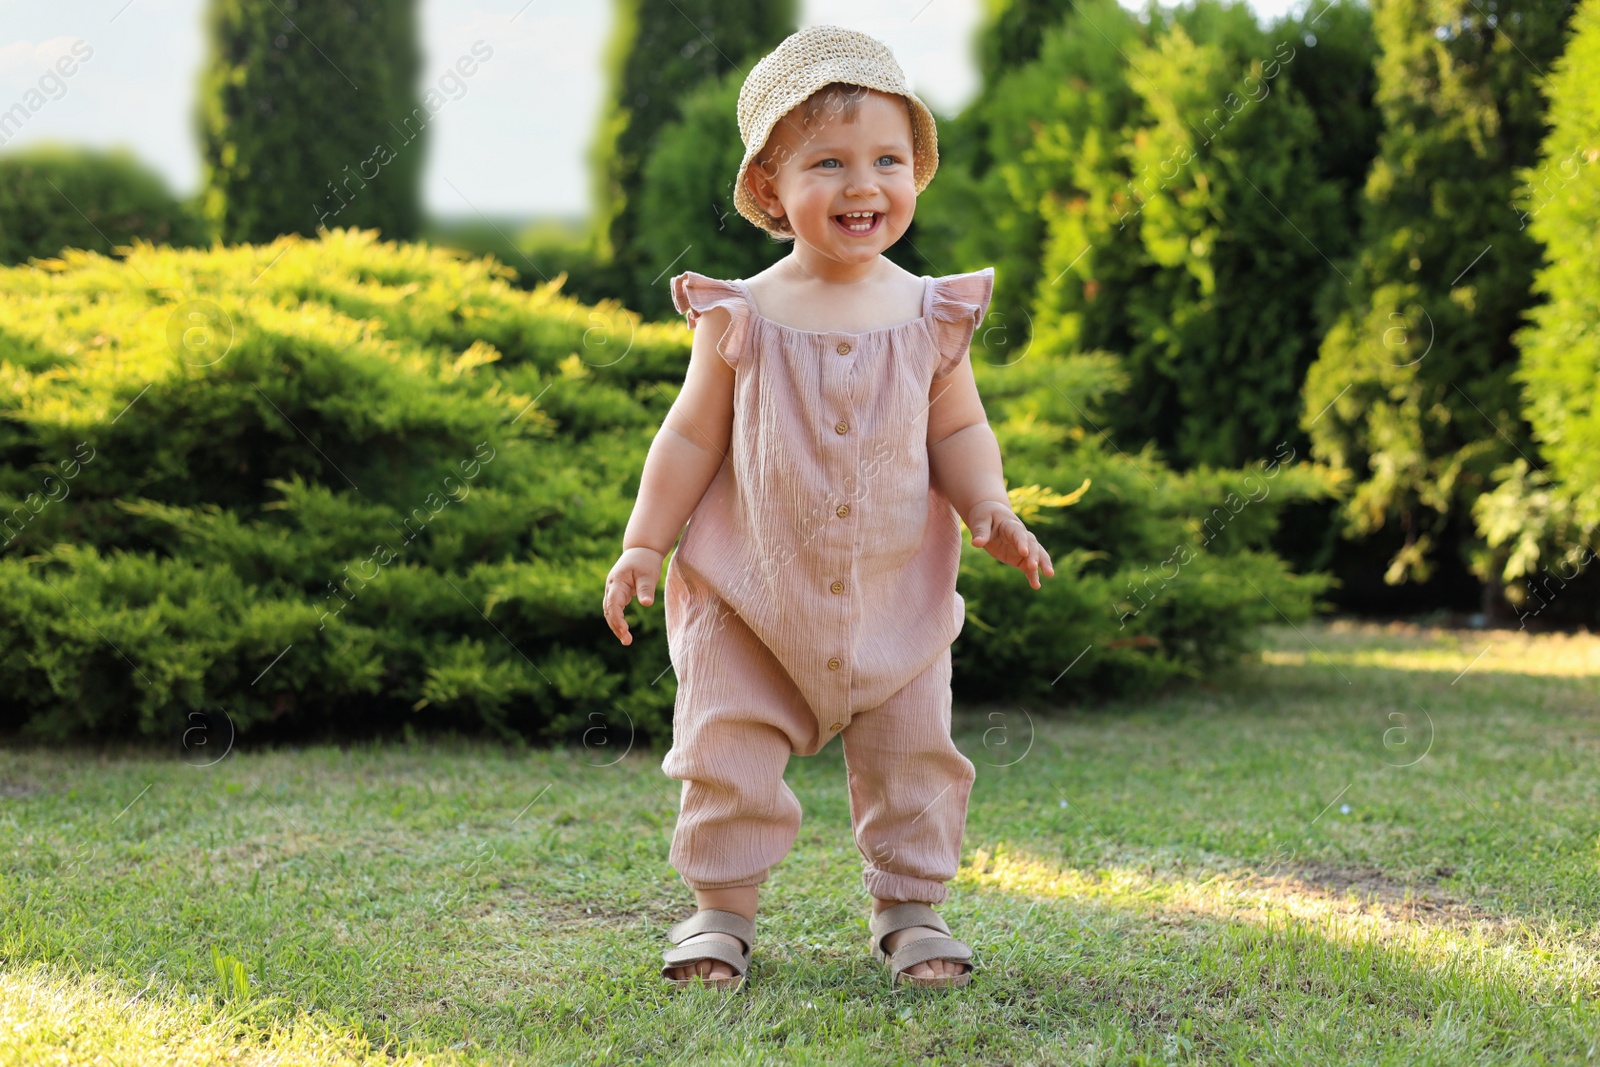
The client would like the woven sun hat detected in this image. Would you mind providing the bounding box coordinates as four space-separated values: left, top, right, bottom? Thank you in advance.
733 24 940 235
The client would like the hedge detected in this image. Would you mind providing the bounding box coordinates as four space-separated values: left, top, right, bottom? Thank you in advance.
0 228 1331 746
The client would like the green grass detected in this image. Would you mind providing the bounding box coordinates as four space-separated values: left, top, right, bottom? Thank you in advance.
1 619 1597 1065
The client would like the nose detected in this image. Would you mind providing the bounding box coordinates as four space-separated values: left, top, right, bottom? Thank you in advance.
845 170 881 197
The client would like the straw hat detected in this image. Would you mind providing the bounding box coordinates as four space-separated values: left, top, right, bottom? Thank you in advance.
733 25 940 236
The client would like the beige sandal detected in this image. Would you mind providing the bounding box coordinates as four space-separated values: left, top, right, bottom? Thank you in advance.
660 908 754 992
869 902 975 988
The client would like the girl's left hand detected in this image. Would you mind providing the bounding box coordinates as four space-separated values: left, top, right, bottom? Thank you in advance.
967 500 1055 590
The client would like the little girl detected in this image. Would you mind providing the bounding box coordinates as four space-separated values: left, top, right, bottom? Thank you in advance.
601 24 1053 991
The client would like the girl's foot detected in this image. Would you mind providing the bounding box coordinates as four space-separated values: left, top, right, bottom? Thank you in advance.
663 929 746 983
664 886 759 985
871 898 968 981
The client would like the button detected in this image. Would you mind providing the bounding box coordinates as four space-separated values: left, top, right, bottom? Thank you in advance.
837 342 851 354
835 421 849 434
836 504 850 518
830 722 843 731
830 580 844 594
827 657 841 670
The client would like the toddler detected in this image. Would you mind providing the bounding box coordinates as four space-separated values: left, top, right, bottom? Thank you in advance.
601 24 1053 991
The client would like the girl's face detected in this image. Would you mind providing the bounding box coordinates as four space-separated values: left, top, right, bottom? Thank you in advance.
746 87 918 264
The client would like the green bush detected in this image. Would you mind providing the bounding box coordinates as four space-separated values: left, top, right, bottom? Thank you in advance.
590 0 795 314
952 343 1335 704
915 0 1147 371
0 229 678 744
0 228 1330 745
0 144 210 266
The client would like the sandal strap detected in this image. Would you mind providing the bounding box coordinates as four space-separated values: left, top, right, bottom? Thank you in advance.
665 908 755 952
885 934 973 975
661 938 750 976
868 902 950 955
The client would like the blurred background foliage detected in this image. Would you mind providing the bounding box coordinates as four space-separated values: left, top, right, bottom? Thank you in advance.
0 0 1596 742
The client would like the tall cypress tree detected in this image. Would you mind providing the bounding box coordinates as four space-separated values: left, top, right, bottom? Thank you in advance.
1512 0 1600 527
198 0 425 244
1473 0 1600 606
590 0 795 310
1300 0 1577 596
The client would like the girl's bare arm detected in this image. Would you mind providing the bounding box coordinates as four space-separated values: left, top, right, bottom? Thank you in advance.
926 356 1006 522
622 304 737 553
604 305 737 644
927 357 1055 589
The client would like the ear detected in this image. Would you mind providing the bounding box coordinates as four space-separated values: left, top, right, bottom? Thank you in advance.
744 160 786 224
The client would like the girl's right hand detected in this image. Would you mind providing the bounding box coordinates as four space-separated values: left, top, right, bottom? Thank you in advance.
603 546 665 646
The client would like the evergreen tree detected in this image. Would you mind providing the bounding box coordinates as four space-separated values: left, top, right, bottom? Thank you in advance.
1473 0 1600 606
917 0 1147 360
198 0 426 244
1027 0 1374 469
1299 0 1577 593
975 0 1080 85
590 0 795 311
635 72 785 320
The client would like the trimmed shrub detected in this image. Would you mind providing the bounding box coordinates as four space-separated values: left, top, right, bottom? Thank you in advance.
0 228 1329 746
0 229 679 744
0 144 210 266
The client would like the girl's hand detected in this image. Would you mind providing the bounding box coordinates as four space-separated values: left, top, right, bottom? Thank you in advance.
603 546 665 645
967 500 1055 590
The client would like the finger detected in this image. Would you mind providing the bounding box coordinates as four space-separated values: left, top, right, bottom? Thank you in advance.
1003 520 1030 565
638 577 657 607
1020 545 1040 588
980 515 1008 556
969 516 991 546
603 579 633 643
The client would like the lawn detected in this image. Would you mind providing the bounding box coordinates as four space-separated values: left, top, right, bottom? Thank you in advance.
1 619 1596 1065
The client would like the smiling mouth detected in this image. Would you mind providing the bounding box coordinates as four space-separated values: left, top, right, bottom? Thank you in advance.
834 212 882 235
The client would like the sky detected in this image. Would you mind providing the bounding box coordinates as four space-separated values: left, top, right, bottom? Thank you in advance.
0 0 1309 220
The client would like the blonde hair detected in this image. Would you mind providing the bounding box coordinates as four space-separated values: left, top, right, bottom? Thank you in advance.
748 81 914 242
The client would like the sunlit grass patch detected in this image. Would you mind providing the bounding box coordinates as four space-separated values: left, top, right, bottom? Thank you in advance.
3 619 1599 1064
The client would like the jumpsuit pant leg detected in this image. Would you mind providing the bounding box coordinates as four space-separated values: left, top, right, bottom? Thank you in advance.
660 591 819 892
842 644 975 905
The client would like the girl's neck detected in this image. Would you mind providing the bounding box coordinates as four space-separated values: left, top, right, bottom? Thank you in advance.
780 248 884 287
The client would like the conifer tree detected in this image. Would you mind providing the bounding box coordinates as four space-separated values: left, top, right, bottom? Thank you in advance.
1300 0 1577 591
591 0 794 311
1471 0 1600 609
198 0 426 244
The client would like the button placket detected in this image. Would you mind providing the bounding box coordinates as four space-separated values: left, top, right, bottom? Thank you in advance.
823 335 858 689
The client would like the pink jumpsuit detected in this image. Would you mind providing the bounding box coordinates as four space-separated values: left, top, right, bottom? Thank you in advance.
661 266 996 906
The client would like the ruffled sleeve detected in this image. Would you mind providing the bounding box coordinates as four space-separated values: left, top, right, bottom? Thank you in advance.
928 266 996 381
669 271 752 369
